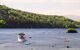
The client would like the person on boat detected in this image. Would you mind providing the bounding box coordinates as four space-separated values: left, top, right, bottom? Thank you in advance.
18 33 26 42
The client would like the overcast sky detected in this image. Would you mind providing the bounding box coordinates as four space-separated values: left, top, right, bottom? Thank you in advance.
0 0 80 16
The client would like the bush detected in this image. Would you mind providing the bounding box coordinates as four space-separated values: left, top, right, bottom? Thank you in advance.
66 28 77 33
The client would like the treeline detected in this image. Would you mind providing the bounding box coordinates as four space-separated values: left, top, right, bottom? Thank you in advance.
0 5 80 28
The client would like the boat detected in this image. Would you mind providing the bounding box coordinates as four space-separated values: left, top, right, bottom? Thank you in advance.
18 33 26 42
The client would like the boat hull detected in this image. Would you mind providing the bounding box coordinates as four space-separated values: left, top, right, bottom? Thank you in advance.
18 38 26 42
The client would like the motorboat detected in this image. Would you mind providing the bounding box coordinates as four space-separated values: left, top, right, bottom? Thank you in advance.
18 33 26 42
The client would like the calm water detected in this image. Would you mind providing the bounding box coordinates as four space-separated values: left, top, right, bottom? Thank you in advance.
0 28 80 48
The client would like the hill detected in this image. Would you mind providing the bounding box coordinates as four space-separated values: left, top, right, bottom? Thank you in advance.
0 5 80 28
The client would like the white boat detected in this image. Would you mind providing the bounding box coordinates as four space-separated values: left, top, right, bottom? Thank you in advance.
18 33 26 42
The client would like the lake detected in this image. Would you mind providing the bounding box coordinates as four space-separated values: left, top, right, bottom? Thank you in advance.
0 28 80 49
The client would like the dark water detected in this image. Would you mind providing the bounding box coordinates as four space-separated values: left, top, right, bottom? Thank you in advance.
0 28 80 48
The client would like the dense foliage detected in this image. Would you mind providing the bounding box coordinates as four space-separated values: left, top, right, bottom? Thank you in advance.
66 28 78 33
0 5 80 28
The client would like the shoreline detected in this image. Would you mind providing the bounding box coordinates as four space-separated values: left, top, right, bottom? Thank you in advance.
0 28 80 29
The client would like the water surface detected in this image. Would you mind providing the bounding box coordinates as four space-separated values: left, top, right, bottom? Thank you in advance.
0 28 80 48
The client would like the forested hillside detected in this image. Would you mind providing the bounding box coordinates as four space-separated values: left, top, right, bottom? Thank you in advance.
0 5 80 28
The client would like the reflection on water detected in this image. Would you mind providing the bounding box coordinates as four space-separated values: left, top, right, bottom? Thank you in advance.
0 28 80 48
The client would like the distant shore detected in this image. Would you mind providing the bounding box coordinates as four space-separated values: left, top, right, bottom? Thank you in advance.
0 28 80 29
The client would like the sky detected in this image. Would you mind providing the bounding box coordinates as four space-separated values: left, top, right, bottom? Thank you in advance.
0 0 80 21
